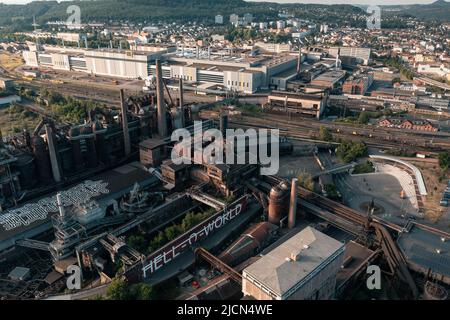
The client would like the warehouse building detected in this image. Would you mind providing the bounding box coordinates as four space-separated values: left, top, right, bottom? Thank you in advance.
242 226 344 300
327 47 371 66
22 45 297 93
22 45 172 79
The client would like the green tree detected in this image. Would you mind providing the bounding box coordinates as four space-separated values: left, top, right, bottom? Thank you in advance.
336 140 368 163
358 111 370 124
132 283 155 300
107 277 130 300
439 151 450 170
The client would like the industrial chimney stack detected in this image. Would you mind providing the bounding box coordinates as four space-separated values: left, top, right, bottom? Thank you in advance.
288 178 298 229
155 59 167 137
179 78 185 127
56 193 65 219
120 89 131 156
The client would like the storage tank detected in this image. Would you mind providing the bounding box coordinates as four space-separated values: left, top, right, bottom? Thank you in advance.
69 127 84 171
32 136 53 183
268 181 290 225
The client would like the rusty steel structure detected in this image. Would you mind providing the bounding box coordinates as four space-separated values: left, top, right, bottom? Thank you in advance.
195 247 242 285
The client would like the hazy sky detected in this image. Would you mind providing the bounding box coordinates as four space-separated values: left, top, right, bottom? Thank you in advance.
0 0 443 5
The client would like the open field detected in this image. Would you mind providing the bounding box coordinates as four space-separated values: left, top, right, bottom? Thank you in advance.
0 52 24 73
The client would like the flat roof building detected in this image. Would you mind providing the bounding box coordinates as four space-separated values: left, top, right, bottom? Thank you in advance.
242 226 345 300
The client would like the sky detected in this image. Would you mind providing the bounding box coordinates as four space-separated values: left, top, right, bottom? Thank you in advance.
0 0 443 5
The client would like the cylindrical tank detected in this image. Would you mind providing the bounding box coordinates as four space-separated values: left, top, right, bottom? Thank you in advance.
268 181 290 225
69 127 84 171
81 126 98 168
423 281 448 300
32 136 53 183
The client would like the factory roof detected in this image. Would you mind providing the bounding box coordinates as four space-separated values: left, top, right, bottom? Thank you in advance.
311 70 346 84
243 226 344 298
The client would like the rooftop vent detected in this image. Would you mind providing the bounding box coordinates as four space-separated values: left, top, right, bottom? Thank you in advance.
290 251 301 261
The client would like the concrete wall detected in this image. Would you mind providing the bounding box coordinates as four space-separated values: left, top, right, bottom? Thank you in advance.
85 50 149 79
22 50 39 67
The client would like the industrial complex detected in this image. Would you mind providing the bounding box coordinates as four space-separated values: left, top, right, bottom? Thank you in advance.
1 0 450 303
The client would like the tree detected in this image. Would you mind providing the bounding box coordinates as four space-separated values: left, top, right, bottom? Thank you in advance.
132 283 155 300
107 277 130 300
391 77 401 85
336 140 368 163
358 111 370 124
319 126 333 141
439 151 449 170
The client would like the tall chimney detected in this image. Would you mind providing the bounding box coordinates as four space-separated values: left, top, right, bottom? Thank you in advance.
120 89 131 156
296 45 302 76
288 178 298 229
156 59 167 137
56 193 65 219
220 113 228 138
179 78 185 127
45 124 61 183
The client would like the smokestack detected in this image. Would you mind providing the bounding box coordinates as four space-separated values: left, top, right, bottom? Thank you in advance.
179 78 185 127
110 40 113 49
220 113 228 138
208 46 211 59
155 59 167 137
84 37 88 49
45 124 61 183
56 193 65 219
196 46 199 59
120 89 131 156
296 46 302 76
288 178 298 229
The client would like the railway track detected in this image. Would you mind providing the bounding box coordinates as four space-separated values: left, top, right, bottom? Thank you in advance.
200 110 450 151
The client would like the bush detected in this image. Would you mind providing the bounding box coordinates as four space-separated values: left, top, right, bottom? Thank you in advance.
352 161 375 174
107 277 131 300
438 151 449 170
336 140 368 163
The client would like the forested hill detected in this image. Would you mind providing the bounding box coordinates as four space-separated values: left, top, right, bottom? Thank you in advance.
381 0 450 22
0 0 365 30
1 0 273 27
